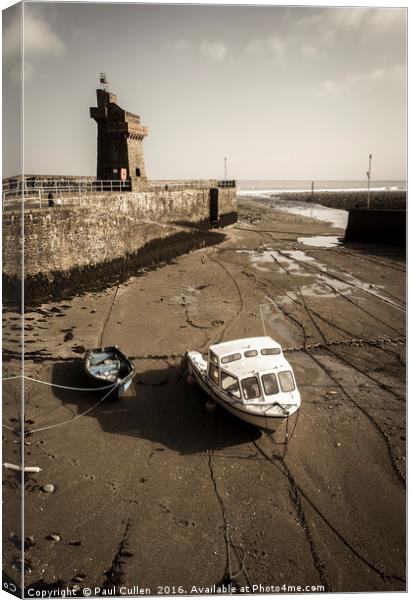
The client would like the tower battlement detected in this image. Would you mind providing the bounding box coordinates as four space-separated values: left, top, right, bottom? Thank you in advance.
90 87 148 189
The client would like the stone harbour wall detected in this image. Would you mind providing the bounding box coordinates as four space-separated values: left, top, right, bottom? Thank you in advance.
345 209 406 245
2 187 237 280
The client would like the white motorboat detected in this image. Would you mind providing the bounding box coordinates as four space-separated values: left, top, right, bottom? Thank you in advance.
187 336 301 431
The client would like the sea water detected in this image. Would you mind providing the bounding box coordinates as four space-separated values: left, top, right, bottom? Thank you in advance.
237 179 406 194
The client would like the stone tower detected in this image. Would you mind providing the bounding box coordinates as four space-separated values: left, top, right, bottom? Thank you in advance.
90 87 148 190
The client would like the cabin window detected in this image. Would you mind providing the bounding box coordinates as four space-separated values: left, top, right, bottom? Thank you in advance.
278 371 295 392
208 363 219 385
221 353 241 365
261 373 279 396
241 376 261 400
261 348 281 355
244 350 258 358
210 351 219 366
221 371 241 398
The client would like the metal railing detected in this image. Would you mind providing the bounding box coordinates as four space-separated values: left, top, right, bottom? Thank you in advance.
146 179 236 192
217 180 236 188
146 179 216 192
2 195 95 211
2 179 131 202
2 177 237 209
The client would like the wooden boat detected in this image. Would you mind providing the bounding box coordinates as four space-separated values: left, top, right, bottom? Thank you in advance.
187 336 301 431
84 346 135 400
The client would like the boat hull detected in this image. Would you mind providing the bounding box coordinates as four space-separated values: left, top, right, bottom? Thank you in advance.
187 353 294 431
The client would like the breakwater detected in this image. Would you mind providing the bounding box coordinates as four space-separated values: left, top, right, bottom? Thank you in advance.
345 209 406 245
239 189 406 211
2 186 237 302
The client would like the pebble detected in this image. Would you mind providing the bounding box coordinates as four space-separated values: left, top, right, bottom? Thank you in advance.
43 484 55 493
48 534 61 542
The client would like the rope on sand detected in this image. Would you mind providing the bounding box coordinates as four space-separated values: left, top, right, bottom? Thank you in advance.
2 374 119 391
29 383 118 433
24 375 119 391
2 381 120 435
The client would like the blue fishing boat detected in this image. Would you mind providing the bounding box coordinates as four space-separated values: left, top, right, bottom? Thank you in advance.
84 346 135 400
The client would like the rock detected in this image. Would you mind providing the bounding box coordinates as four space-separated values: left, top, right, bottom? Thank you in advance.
42 484 55 493
48 534 61 542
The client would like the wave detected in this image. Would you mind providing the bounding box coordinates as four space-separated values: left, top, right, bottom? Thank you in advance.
237 186 402 195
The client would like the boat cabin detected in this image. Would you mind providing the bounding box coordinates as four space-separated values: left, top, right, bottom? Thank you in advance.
206 337 297 405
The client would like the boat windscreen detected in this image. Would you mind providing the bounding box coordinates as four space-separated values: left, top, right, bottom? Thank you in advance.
278 371 295 392
261 373 279 396
221 372 241 398
241 376 261 400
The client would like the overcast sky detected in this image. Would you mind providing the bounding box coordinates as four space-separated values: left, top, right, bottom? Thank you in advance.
2 1 407 180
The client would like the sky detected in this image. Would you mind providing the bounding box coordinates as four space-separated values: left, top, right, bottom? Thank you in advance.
2 1 407 180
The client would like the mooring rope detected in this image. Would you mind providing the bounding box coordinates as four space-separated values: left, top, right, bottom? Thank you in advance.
29 383 118 433
2 374 119 391
23 375 119 391
2 382 119 435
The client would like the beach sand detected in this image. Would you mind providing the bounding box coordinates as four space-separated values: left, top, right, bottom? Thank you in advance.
2 198 406 593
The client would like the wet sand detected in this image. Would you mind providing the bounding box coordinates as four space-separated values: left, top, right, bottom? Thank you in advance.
2 198 406 593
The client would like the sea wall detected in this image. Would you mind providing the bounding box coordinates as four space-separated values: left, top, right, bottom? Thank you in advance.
2 187 236 299
345 209 406 245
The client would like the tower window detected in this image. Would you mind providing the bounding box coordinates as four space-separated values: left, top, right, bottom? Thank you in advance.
136 168 141 177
